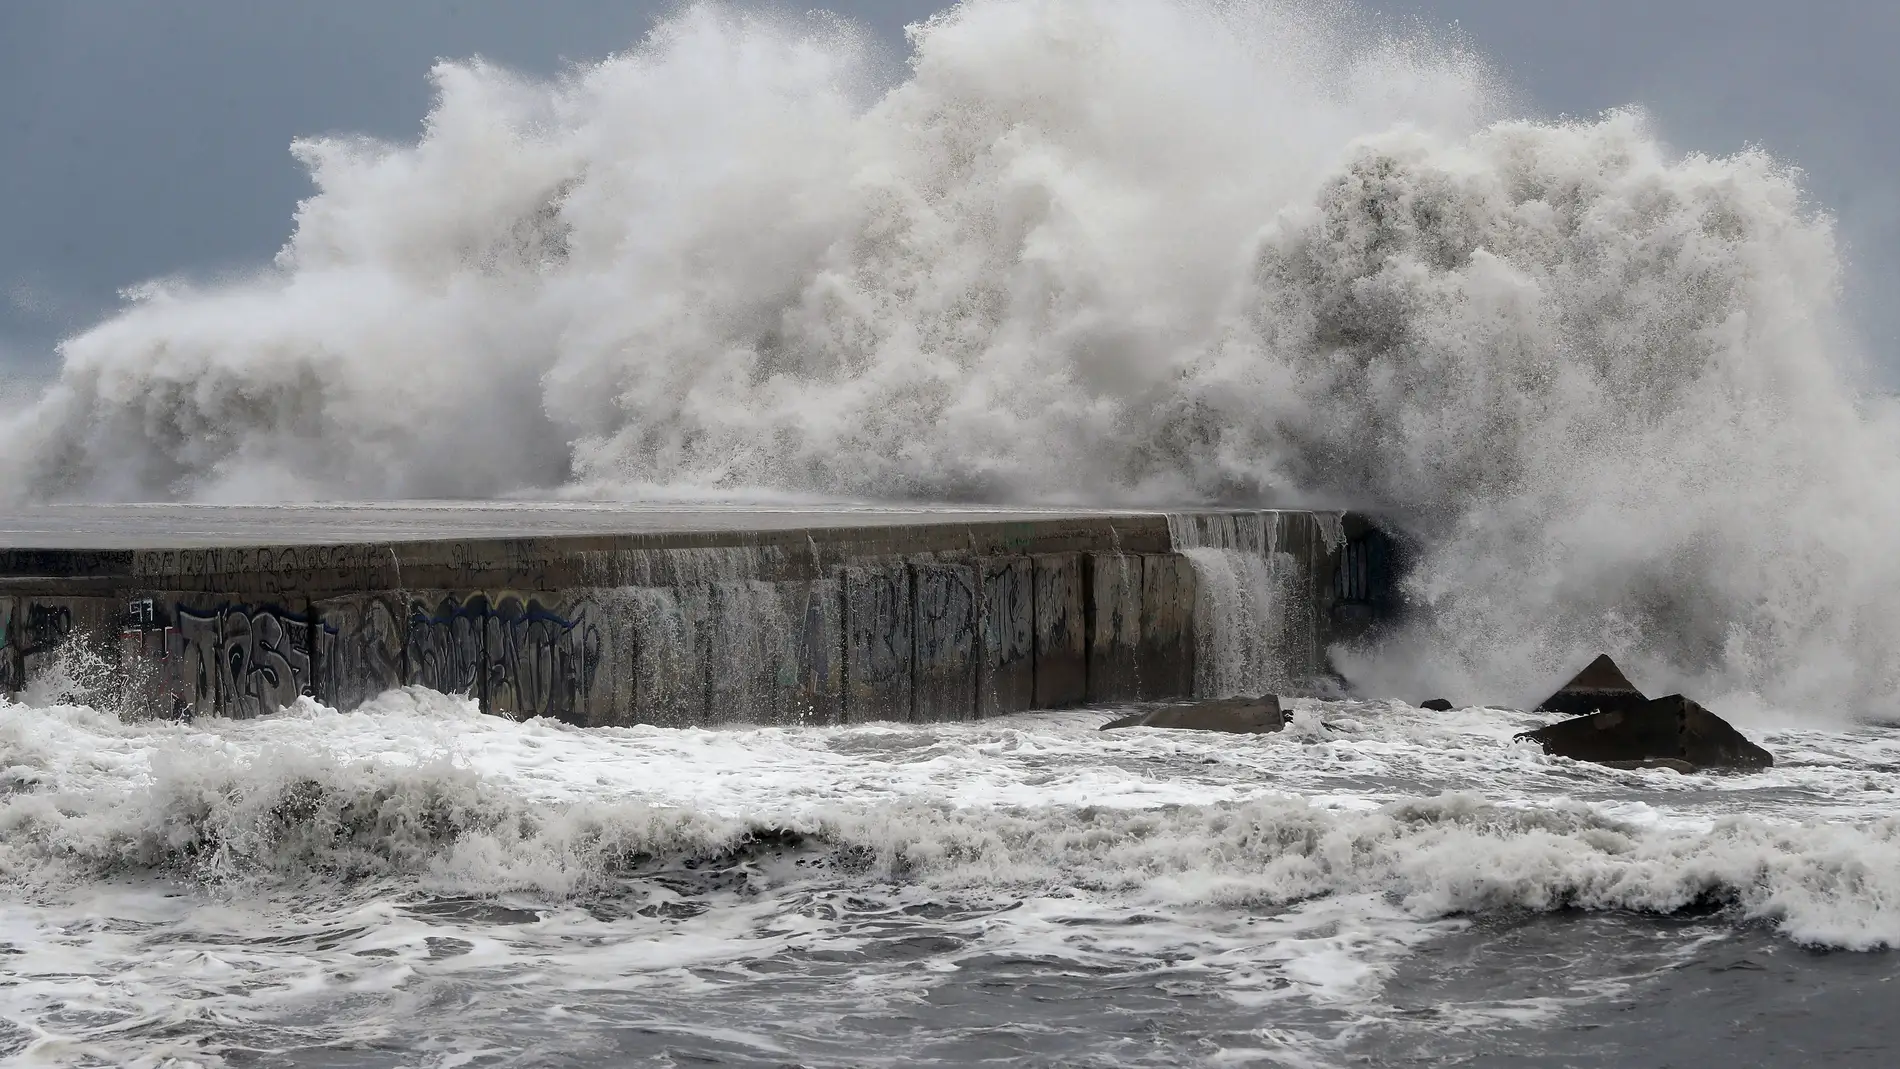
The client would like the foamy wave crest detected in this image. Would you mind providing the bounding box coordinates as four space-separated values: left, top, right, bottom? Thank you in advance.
6 0 1900 711
2 701 1895 949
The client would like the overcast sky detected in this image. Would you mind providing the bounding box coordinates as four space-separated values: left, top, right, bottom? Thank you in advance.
4 0 1897 379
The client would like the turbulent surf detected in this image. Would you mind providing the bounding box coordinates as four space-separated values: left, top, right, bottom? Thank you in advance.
1 692 1896 1065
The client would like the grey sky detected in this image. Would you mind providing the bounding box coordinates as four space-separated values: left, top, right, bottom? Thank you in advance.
4 0 1896 378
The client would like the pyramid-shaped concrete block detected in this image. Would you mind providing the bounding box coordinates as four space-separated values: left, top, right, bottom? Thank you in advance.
1535 653 1648 718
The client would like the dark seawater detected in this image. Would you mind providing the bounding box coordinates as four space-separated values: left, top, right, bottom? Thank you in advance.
1369 915 1894 1068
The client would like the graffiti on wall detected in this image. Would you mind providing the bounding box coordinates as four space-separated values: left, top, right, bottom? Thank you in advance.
120 591 609 722
845 565 911 719
21 603 73 657
916 565 977 667
316 596 404 712
485 595 603 724
407 595 487 699
401 593 608 724
914 564 977 721
1033 554 1087 708
976 558 1036 718
219 608 314 718
122 601 319 719
796 583 838 719
982 560 1034 671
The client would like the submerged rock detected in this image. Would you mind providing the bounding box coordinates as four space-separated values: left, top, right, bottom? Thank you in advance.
1536 653 1649 718
1101 696 1286 734
1516 694 1774 770
1419 698 1455 712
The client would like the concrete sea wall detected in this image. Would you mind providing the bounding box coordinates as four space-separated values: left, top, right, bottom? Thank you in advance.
0 509 1395 725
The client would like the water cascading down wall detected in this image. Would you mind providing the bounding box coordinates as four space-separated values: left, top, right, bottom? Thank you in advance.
0 510 1393 724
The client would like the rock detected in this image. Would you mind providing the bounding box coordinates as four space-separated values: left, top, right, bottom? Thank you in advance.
1536 653 1649 718
1602 758 1699 774
1419 698 1455 712
1101 696 1286 734
1515 694 1774 770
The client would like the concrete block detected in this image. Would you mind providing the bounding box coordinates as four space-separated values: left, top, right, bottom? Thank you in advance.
314 594 405 712
1086 553 1143 703
978 557 1035 718
486 593 613 727
913 562 978 722
1139 554 1197 699
1033 553 1086 708
845 562 912 722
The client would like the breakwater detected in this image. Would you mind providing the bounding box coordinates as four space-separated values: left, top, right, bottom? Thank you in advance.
0 505 1394 724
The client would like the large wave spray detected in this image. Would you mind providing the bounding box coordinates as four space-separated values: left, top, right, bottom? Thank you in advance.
6 0 1899 715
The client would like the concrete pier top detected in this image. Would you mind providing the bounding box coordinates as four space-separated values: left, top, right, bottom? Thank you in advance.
0 501 1176 549
0 501 1356 597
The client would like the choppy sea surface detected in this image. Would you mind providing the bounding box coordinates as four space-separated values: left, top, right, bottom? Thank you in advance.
0 692 1894 1068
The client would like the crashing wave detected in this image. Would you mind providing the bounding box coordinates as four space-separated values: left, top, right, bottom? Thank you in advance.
3 697 1896 950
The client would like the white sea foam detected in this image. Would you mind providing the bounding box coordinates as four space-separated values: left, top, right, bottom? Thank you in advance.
3 0 1897 715
3 693 1895 948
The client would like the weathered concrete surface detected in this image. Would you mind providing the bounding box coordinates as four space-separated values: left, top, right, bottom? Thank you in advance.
845 563 912 723
619 585 708 727
1101 696 1286 734
914 563 978 722
315 594 406 715
1516 694 1775 770
709 579 839 727
0 597 18 695
1033 553 1087 708
1137 554 1195 700
2 506 1392 725
405 592 486 702
1086 553 1142 703
484 592 614 726
1536 653 1648 719
977 557 1035 718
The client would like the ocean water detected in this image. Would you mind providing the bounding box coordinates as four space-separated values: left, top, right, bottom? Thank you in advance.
1 691 1892 1067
